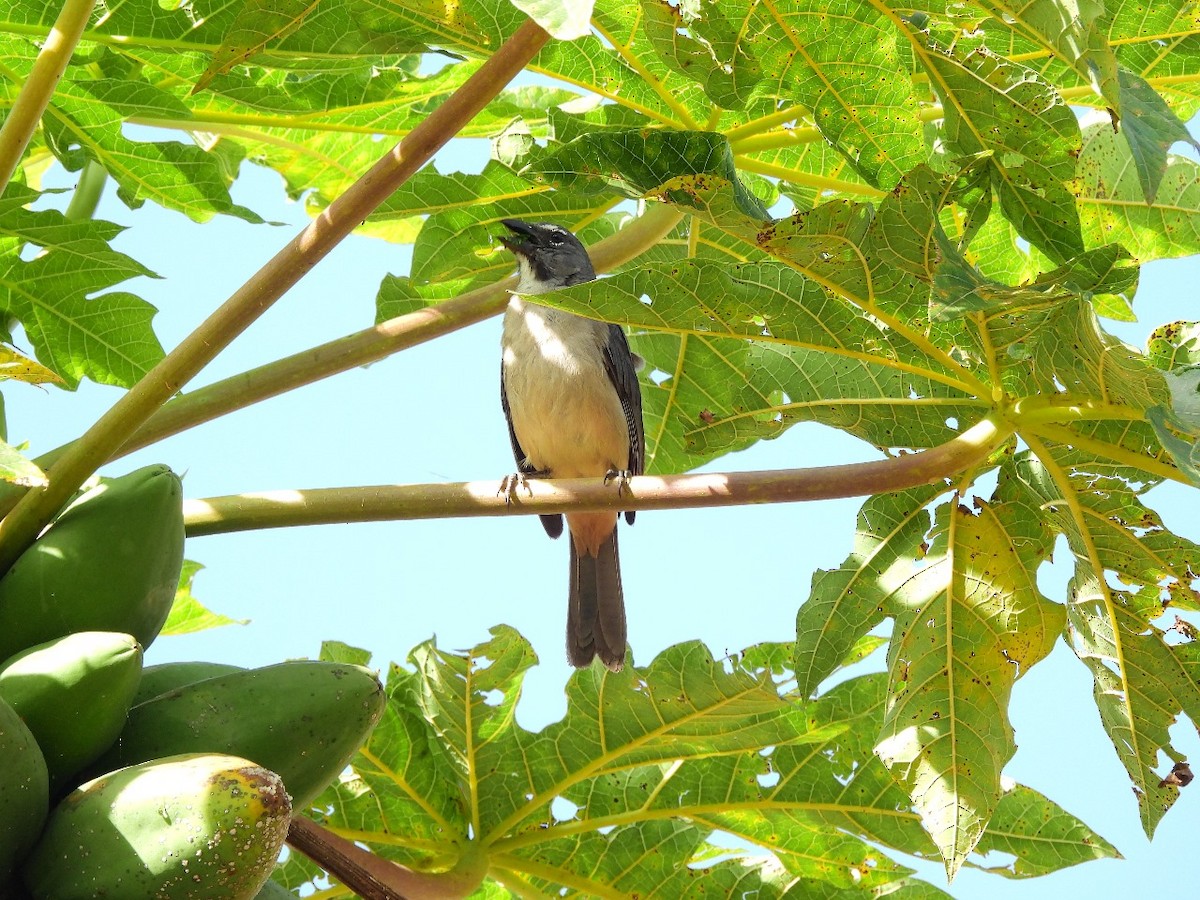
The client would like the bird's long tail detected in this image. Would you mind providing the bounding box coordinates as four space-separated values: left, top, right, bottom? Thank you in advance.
567 529 626 671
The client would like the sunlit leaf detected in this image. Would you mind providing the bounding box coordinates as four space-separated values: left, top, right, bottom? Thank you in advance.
160 561 249 636
909 26 1084 263
0 184 163 389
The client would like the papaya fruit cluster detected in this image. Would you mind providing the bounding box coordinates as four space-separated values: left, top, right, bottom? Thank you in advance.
0 466 386 899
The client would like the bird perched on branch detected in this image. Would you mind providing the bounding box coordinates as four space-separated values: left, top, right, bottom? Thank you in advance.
498 219 645 671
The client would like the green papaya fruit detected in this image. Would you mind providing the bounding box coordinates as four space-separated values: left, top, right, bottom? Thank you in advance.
0 464 184 661
132 659 244 705
0 696 48 882
0 632 143 793
94 660 384 808
22 753 289 900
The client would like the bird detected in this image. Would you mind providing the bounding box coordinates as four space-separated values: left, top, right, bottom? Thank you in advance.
497 219 645 671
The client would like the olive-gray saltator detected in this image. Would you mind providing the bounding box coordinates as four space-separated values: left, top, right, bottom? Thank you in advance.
498 219 645 671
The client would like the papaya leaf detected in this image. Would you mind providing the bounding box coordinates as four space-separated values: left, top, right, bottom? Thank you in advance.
1147 320 1200 372
1113 68 1200 205
932 242 1139 322
319 640 374 667
527 129 770 219
272 630 1114 896
0 184 163 389
194 0 325 95
875 498 1064 878
1077 120 1200 261
0 37 267 223
545 258 981 473
160 561 248 636
794 484 948 697
908 27 1084 264
1104 1 1200 118
0 438 46 488
0 345 64 386
507 0 594 41
972 0 1121 117
1004 451 1200 835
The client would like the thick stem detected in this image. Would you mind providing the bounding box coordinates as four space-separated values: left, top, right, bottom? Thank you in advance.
0 19 552 574
0 0 96 196
287 816 487 900
183 418 1011 536
63 158 108 221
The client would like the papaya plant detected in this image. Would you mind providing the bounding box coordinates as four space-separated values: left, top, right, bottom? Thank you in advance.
0 0 1198 897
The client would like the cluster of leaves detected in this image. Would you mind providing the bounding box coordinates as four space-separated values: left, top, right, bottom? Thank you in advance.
277 632 1117 898
2 0 1200 894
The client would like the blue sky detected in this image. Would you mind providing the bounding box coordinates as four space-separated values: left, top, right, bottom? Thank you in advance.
11 138 1198 897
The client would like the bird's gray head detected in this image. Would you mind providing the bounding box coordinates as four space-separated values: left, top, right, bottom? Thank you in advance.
499 219 596 294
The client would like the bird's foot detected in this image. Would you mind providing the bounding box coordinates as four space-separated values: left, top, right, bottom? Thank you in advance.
604 468 634 497
499 469 549 504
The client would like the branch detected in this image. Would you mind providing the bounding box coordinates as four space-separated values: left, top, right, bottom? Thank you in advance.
6 203 685 512
0 0 95 196
286 816 487 900
0 19 553 575
183 418 1011 536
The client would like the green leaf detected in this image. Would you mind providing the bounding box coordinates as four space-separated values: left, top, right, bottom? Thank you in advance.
528 129 770 219
875 499 1063 878
969 782 1122 878
978 296 1167 407
1006 451 1200 834
1105 1 1200 118
973 0 1120 116
1148 320 1200 372
1077 120 1200 261
547 257 981 472
319 640 374 666
0 184 164 389
641 0 764 110
909 27 1084 263
386 163 622 292
932 242 1139 321
0 40 267 223
273 630 1110 896
1114 68 1200 205
795 484 947 697
1147 401 1200 488
0 437 46 487
194 0 325 94
743 0 926 189
160 561 248 636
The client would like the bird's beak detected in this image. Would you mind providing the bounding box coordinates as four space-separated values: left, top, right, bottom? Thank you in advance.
498 219 537 258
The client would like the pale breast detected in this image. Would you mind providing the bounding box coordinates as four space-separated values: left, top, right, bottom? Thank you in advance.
502 299 631 477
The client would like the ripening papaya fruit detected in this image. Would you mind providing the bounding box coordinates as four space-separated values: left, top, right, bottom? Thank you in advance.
0 464 184 661
22 753 290 900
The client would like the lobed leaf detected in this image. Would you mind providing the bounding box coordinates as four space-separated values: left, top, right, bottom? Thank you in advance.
1003 450 1200 835
0 184 163 389
875 499 1063 877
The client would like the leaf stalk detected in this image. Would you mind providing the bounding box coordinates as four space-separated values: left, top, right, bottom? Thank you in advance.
182 417 1012 536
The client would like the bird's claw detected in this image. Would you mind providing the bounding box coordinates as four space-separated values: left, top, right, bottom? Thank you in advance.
499 469 549 504
604 468 634 497
498 472 529 504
